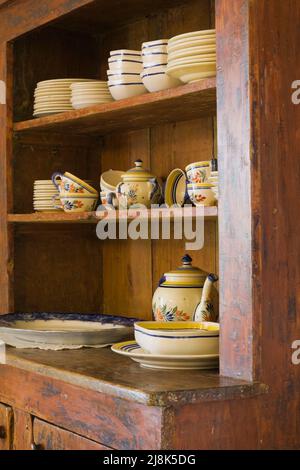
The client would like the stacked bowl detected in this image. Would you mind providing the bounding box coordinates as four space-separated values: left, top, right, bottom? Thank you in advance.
141 39 181 92
107 50 147 100
52 172 99 213
33 180 61 212
167 29 216 83
70 81 113 109
33 78 91 117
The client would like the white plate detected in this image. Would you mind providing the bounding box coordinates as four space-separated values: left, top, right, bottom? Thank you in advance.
112 341 219 370
168 38 216 54
168 45 216 60
36 78 93 86
169 29 216 43
0 318 133 350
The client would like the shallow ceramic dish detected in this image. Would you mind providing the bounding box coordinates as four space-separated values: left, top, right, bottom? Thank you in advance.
169 29 216 43
134 321 219 355
164 168 187 207
0 313 135 350
166 62 216 83
167 38 216 54
112 341 219 370
168 44 216 61
108 83 147 100
141 69 181 92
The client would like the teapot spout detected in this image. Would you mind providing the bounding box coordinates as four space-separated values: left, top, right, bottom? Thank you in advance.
193 273 219 322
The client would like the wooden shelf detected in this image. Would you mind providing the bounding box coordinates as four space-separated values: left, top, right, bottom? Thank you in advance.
8 207 218 224
13 80 216 136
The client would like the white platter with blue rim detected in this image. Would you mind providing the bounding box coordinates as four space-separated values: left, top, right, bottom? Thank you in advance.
0 313 135 350
111 340 219 370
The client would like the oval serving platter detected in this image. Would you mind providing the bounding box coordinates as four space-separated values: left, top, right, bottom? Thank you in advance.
0 312 135 350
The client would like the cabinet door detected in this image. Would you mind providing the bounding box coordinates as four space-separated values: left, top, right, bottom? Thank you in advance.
0 403 13 450
33 419 111 450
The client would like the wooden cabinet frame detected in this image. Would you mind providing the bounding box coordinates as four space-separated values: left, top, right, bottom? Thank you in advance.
0 0 299 449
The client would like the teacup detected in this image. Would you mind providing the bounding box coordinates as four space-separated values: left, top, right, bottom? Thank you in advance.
187 183 215 207
185 161 211 184
53 192 98 213
52 172 98 196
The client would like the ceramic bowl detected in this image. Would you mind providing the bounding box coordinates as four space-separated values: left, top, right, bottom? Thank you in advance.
56 192 98 213
110 49 141 57
142 39 169 49
108 83 147 100
164 168 187 207
141 68 181 92
108 74 143 85
166 62 216 83
187 183 215 206
108 58 143 73
52 172 98 195
142 53 168 67
185 161 211 184
100 170 124 192
134 321 219 356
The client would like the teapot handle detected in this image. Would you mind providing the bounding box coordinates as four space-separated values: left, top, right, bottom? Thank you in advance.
150 178 160 202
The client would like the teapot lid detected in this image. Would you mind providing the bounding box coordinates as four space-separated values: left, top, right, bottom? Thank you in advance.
160 255 208 288
122 159 155 182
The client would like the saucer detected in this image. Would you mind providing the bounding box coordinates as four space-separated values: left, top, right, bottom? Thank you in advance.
111 341 219 370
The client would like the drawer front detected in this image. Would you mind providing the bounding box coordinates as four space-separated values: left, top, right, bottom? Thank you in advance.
33 419 111 450
0 403 13 450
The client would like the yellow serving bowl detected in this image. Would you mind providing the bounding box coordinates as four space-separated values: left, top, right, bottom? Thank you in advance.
134 321 219 356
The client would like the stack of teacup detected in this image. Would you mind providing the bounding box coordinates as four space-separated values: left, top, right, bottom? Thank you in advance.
107 50 147 100
185 160 216 207
141 39 181 92
52 172 99 213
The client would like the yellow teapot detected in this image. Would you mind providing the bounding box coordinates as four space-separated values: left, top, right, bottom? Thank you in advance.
107 159 162 209
152 254 218 322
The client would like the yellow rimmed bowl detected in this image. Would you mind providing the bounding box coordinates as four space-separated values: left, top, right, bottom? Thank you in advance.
134 321 219 355
54 192 99 213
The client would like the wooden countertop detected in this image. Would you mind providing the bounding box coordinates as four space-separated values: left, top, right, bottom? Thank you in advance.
5 347 267 407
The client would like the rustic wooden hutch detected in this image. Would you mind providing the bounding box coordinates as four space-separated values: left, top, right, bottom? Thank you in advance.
0 0 299 450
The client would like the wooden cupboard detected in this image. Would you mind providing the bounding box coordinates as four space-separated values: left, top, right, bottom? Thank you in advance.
0 0 299 449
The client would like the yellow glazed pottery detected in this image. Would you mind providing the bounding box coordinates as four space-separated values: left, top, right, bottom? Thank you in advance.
52 171 98 195
54 192 98 213
187 182 215 206
185 160 211 183
108 159 162 209
134 321 219 355
152 254 218 322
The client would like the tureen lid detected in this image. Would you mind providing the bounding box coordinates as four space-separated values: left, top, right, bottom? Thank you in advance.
159 255 208 288
122 159 155 182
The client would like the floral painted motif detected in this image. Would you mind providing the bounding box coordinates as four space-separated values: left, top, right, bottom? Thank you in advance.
198 302 217 322
126 184 139 204
63 200 84 210
63 182 85 193
190 169 207 183
194 194 207 203
153 302 190 322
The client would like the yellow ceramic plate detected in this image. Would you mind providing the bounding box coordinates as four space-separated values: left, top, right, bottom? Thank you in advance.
112 341 219 370
169 29 216 43
164 168 187 207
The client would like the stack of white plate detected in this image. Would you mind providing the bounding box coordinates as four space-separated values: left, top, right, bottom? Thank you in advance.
33 180 61 212
33 79 92 117
167 29 216 83
70 81 113 109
